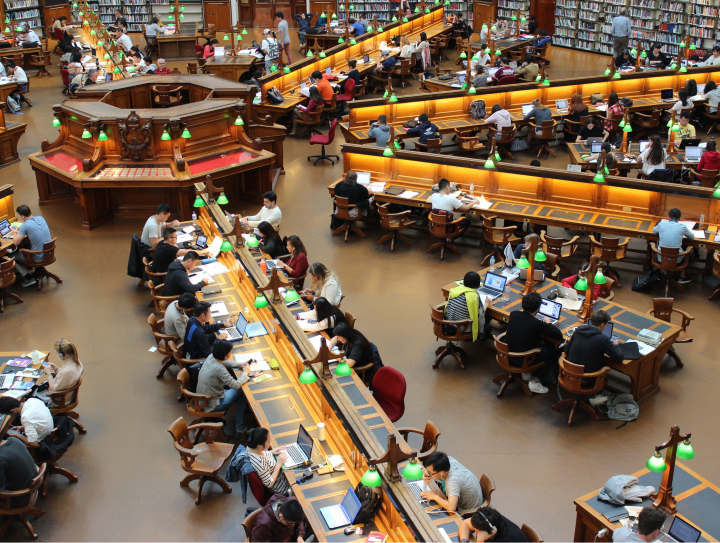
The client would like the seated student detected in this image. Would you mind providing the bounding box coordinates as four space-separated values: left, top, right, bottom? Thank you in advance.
43 339 84 406
523 98 552 143
374 50 396 78
459 507 528 543
613 507 666 542
615 48 636 69
131 52 146 71
420 451 484 516
348 17 364 35
281 235 308 279
445 271 492 340
369 115 391 148
645 43 670 67
109 8 128 31
564 310 623 377
152 228 207 273
301 263 342 305
287 86 323 138
0 435 38 506
141 56 156 74
197 340 250 436
141 203 179 248
576 116 609 143
513 234 545 270
603 91 625 133
470 46 491 71
310 70 334 105
256 221 285 259
183 301 234 359
484 105 513 140
431 178 478 234
155 58 172 76
533 28 551 50
10 205 52 288
164 252 208 296
697 139 720 172
701 80 720 113
652 207 694 283
670 89 694 115
115 27 133 51
328 323 372 368
165 292 196 340
0 397 53 449
241 426 291 495
492 57 514 81
295 297 348 334
83 68 99 85
345 59 360 87
638 135 668 177
400 35 416 58
334 170 373 217
21 24 40 45
568 93 589 122
515 55 539 81
698 45 720 67
204 38 219 59
5 60 28 98
145 16 162 37
406 113 440 145
561 262 603 301
526 14 538 35
670 111 695 140
505 292 563 394
241 191 282 230
583 142 615 170
251 494 305 543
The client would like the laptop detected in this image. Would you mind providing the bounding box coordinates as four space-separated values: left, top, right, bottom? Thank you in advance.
487 66 499 78
678 138 701 150
408 479 431 503
325 66 332 75
224 312 249 341
362 54 370 64
356 171 371 185
520 268 545 281
591 141 603 153
684 146 703 162
639 140 650 153
282 424 314 468
521 103 533 116
602 322 618 342
656 516 702 543
555 98 569 111
299 82 310 97
659 88 675 102
536 298 562 324
189 234 207 251
320 488 363 530
246 320 268 338
477 271 507 300
0 218 11 238
585 136 603 148
456 73 466 85
696 83 706 94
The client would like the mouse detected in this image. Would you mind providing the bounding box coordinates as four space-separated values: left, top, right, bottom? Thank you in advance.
344 527 355 535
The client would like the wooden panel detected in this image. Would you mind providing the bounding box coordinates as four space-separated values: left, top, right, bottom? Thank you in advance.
534 0 556 35
548 178 596 207
203 0 232 30
113 89 131 109
473 1 496 31
605 186 653 214
0 187 14 222
43 4 71 33
130 86 153 109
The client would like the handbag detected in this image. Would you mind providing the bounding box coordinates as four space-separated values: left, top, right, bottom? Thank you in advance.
591 92 604 104
266 86 284 103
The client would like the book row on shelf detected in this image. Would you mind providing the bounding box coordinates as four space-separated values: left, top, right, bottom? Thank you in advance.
3 0 39 9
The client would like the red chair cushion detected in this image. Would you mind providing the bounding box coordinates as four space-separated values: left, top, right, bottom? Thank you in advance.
372 367 406 422
309 134 330 145
497 75 517 85
248 471 273 506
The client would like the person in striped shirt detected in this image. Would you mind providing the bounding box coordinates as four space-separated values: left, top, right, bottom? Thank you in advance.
242 427 291 496
444 271 492 341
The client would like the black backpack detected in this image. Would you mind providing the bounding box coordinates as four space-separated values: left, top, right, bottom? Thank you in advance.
353 483 382 524
632 269 662 291
470 99 486 120
619 97 634 108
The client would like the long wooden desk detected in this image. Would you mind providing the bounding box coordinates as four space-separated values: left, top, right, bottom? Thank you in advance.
438 266 680 403
157 28 200 60
203 55 257 83
574 462 720 542
568 142 689 176
0 104 26 169
331 145 720 274
0 45 43 69
182 196 465 541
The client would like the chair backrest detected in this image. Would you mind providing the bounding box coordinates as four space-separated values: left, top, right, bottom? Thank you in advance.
61 67 70 86
563 117 587 135
493 125 517 143
557 355 608 395
695 168 720 188
334 196 359 221
533 119 556 138
591 235 625 261
0 463 46 513
521 523 544 543
396 59 411 75
326 118 338 142
599 276 615 299
168 417 197 468
242 506 263 541
194 44 204 55
54 26 65 40
480 472 496 505
0 258 16 289
343 77 356 96
653 244 686 271
637 109 662 127
428 212 463 239
430 302 472 341
22 237 57 266
419 420 441 453
48 376 82 411
187 62 198 74
714 250 720 277
497 75 516 85
372 367 406 421
177 368 212 414
153 84 183 104
650 297 674 323
494 332 540 372
344 310 356 329
321 95 337 114
483 217 516 244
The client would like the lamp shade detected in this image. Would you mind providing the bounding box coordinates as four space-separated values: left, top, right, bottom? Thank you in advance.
361 466 382 487
306 49 314 57
104 52 111 59
52 117 61 127
574 276 588 290
81 129 92 139
98 130 108 141
536 74 542 82
679 41 685 47
383 147 393 157
482 23 487 29
534 249 547 262
392 15 397 21
319 51 326 58
472 52 479 60
90 29 96 35
78 10 83 16
161 130 171 141
367 24 373 31
671 123 680 132
350 38 356 44
484 158 495 169
298 368 317 384
542 77 550 86
679 65 687 73
491 25 497 31
425 7 430 12
338 36 345 43
179 11 184 16
516 256 530 269
114 67 121 74
377 26 383 32
335 361 352 376
640 50 647 58
521 15 526 21
402 16 408 22
246 234 260 247
690 43 697 50
223 33 230 41
414 6 419 12
181 128 192 138
402 458 424 480
715 185 720 198
619 119 626 127
270 64 278 71
495 49 501 56
512 15 517 20
332 12 337 18
604 67 611 75
242 28 248 34
594 269 607 284
630 47 637 55
613 71 621 79
469 86 477 94
193 196 205 207
593 172 605 183
494 152 501 161
389 93 398 102
217 192 229 205
235 115 244 126
646 452 667 473
254 294 269 308
623 124 632 132
284 288 300 302
220 239 233 252
484 46 490 54
676 440 695 460
97 40 103 47
459 51 467 59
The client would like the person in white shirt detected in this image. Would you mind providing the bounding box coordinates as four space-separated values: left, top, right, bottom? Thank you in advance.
612 507 665 543
698 45 720 66
6 61 28 84
260 28 279 73
22 25 40 45
430 178 478 236
470 49 491 70
0 397 54 447
141 203 179 247
484 104 514 140
301 263 342 305
116 28 133 51
241 191 282 229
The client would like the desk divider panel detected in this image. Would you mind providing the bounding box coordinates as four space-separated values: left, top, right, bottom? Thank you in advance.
547 178 597 208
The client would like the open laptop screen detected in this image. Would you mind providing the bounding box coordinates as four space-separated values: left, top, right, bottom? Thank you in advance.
668 516 701 543
660 89 673 100
356 171 371 185
235 312 248 336
457 73 466 85
483 272 507 292
521 104 533 115
487 67 499 78
0 219 10 237
555 99 568 110
591 141 603 153
685 146 702 160
341 489 362 523
297 424 314 457
538 299 562 320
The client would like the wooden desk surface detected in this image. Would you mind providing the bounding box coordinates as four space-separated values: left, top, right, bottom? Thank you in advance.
470 36 534 51
0 352 48 436
204 55 256 68
568 142 688 172
0 45 42 58
156 31 198 41
574 462 720 542
77 74 253 93
438 265 681 403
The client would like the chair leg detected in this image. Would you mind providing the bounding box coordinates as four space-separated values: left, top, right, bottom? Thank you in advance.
709 286 720 300
576 399 600 421
156 355 176 379
17 515 39 540
207 474 233 493
552 398 578 426
666 346 684 368
377 233 394 248
396 233 411 247
433 342 465 369
195 475 207 505
68 417 87 434
49 462 79 483
492 373 514 397
180 473 202 487
349 225 365 238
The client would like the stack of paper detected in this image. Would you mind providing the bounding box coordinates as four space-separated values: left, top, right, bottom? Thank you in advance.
234 352 271 371
188 271 214 285
308 335 324 353
210 301 229 317
691 229 706 239
201 261 230 276
370 182 386 192
398 190 419 199
182 226 196 233
176 232 193 243
474 195 492 210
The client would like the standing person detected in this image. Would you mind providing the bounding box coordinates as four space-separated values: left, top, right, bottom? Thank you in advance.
652 208 694 283
241 191 282 229
369 115 391 147
281 235 308 279
44 339 84 406
10 205 51 287
275 12 291 64
610 7 631 57
141 203 179 248
261 29 280 72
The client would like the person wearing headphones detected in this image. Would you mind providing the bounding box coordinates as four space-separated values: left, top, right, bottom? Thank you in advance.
420 451 484 515
43 339 84 407
459 507 528 542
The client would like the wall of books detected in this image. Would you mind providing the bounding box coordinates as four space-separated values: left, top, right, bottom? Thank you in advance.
4 0 45 37
553 0 720 56
496 0 529 33
76 0 202 33
337 0 466 24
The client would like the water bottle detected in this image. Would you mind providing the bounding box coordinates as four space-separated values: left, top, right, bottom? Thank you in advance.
490 256 495 271
469 182 475 197
192 210 197 228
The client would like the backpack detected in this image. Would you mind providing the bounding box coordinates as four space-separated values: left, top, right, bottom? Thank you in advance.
267 86 284 103
685 78 698 97
265 38 280 60
632 268 662 291
6 95 20 113
353 482 382 524
603 393 639 424
511 138 528 151
591 92 604 104
470 99 486 120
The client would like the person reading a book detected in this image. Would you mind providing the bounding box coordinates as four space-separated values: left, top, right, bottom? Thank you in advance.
0 397 53 448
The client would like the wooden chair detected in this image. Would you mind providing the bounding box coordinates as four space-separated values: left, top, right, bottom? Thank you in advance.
497 75 517 86
481 216 520 266
242 507 263 542
530 42 550 65
148 280 179 315
377 203 415 251
344 310 356 329
701 104 720 134
604 110 624 138
48 377 87 434
487 125 517 160
493 332 543 397
352 77 367 99
391 59 412 88
276 255 307 290
152 84 183 107
563 117 587 143
427 212 468 261
0 463 46 540
396 420 441 460
368 67 395 94
168 417 235 505
710 251 720 301
521 523 544 542
430 302 472 369
414 138 442 153
187 62 200 74
148 314 180 379
688 167 720 188
177 368 230 443
29 51 53 78
332 196 366 242
0 258 23 313
144 29 159 57
541 230 580 275
529 119 557 157
143 255 167 286
455 128 486 155
632 109 662 139
26 427 78 498
479 472 496 508
552 355 610 426
18 238 61 291
650 243 692 296
15 78 31 107
294 104 325 137
589 235 629 287
646 297 693 368
543 253 561 281
598 276 616 301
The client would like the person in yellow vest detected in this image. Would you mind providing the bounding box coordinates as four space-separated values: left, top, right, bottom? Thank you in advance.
444 271 492 341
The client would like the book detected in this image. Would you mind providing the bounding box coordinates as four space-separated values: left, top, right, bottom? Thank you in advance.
366 532 388 542
7 358 32 367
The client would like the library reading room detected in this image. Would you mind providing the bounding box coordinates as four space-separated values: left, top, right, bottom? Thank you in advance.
1 0 720 540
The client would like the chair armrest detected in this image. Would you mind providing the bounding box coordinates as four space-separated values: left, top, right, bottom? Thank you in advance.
672 307 695 324
188 421 224 443
508 347 542 357
18 248 46 256
395 426 423 442
584 365 611 378
617 238 631 248
173 441 199 458
564 235 581 247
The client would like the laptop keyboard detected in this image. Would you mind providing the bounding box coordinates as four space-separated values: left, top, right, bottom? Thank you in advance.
0 374 14 389
408 481 429 502
477 287 501 297
225 327 241 340
656 534 675 543
286 444 306 464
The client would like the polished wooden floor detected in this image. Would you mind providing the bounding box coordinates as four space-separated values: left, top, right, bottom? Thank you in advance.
0 35 717 541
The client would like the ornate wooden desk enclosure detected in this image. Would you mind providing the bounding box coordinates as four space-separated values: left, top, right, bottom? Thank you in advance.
28 96 275 231
0 102 26 169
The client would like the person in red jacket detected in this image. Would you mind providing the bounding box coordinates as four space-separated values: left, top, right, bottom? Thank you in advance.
251 494 306 543
282 235 308 279
561 262 602 301
697 139 720 173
